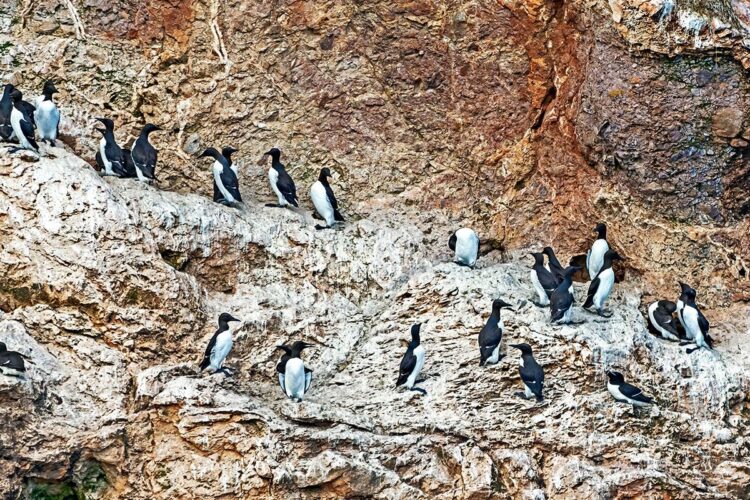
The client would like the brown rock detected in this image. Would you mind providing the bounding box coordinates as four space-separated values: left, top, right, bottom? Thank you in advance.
712 107 744 138
730 138 748 148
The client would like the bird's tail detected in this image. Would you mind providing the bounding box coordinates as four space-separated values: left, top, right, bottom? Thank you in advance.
535 394 544 402
334 209 344 222
583 295 594 309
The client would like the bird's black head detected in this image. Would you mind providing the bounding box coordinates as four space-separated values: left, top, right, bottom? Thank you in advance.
448 232 457 252
222 146 238 159
410 323 422 343
594 223 607 239
606 370 624 383
605 250 623 261
94 127 106 136
200 147 220 159
42 80 58 96
218 313 241 325
661 300 677 313
0 341 6 352
678 282 692 294
319 167 332 182
2 83 14 94
275 344 292 355
95 117 115 131
541 246 555 257
563 265 581 277
141 123 161 135
510 343 533 355
10 89 23 102
492 298 513 313
530 252 544 266
290 340 316 357
264 147 281 160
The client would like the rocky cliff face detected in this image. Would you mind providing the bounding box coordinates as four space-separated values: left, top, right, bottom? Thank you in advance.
1 0 750 498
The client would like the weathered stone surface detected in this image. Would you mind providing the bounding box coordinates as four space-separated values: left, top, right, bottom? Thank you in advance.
1 0 750 496
713 107 745 138
0 150 748 498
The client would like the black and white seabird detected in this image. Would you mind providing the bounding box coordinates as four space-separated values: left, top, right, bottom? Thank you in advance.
222 146 238 176
510 343 544 402
310 167 345 230
0 341 27 378
478 299 513 366
199 313 241 376
606 370 653 410
264 147 299 208
34 81 59 146
94 117 131 177
279 341 315 402
647 300 681 341
396 323 426 395
9 89 38 154
583 250 622 317
131 123 160 182
675 281 691 332
0 83 14 141
275 343 313 394
676 283 713 354
201 147 242 206
542 246 565 284
530 252 557 306
550 266 581 324
586 223 609 279
449 228 480 268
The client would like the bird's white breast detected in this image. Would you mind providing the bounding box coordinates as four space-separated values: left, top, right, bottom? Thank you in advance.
588 239 609 276
454 228 479 267
284 358 306 399
682 306 700 340
212 161 235 203
310 181 334 225
594 268 615 307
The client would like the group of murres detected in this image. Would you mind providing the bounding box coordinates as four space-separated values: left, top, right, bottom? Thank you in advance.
0 82 714 412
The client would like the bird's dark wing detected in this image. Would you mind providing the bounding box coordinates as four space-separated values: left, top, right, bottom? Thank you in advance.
396 349 416 386
220 166 242 202
620 382 652 404
1 353 25 372
199 332 218 370
276 354 289 374
698 310 709 336
132 143 157 179
121 149 137 178
520 359 544 399
276 167 298 206
105 141 128 177
19 115 37 146
95 151 104 170
325 184 345 221
654 306 679 336
212 182 223 202
20 102 36 128
478 323 501 363
583 278 599 308
536 266 558 292
550 289 573 321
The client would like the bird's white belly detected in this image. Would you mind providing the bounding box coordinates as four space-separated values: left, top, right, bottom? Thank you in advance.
284 358 306 399
487 344 501 364
593 268 614 308
682 307 703 345
310 181 334 225
588 240 609 277
10 109 33 151
607 383 627 402
213 161 235 203
530 270 549 305
406 345 425 388
99 138 114 175
210 330 233 370
268 168 285 205
36 101 58 139
454 229 478 267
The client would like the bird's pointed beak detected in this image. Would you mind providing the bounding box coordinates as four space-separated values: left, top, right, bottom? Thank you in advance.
228 315 241 323
509 344 521 350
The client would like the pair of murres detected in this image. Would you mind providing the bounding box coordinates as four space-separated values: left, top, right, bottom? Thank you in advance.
648 282 712 354
95 118 161 182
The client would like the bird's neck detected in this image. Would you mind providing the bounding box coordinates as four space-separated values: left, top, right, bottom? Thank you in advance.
43 92 54 102
318 174 330 185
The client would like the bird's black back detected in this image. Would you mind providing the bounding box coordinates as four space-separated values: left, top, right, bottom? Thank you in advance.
478 315 502 363
550 279 574 320
132 137 157 179
0 351 26 372
273 162 298 206
519 355 544 400
397 345 416 386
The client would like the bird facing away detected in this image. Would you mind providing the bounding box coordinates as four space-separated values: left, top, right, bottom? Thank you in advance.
264 147 299 208
586 223 609 279
478 299 513 366
542 246 565 284
449 228 480 268
0 341 27 378
606 370 653 410
279 341 315 402
201 147 242 206
583 249 623 317
310 167 345 229
510 343 544 402
275 343 313 394
0 83 14 141
396 324 426 395
676 283 713 354
550 266 581 324
222 146 239 176
131 123 160 182
9 89 38 154
34 81 60 146
529 252 557 307
199 313 241 376
647 300 681 341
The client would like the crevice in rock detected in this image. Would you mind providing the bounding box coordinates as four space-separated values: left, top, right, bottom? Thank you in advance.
531 85 557 131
